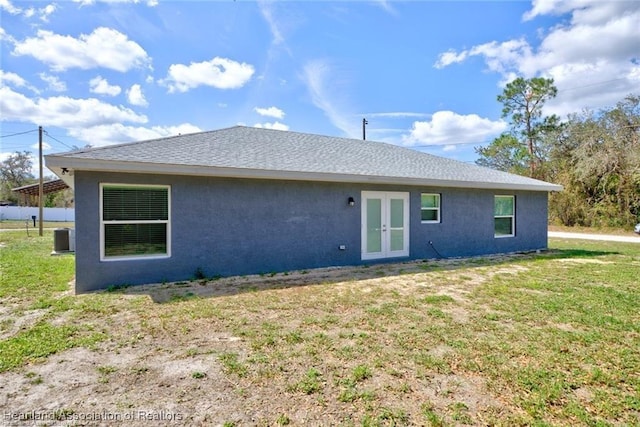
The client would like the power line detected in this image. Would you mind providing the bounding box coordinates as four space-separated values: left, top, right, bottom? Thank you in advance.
0 128 76 151
561 77 631 92
0 129 39 139
43 130 75 150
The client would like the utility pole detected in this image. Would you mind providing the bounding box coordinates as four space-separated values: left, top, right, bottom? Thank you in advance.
38 126 43 237
362 118 368 140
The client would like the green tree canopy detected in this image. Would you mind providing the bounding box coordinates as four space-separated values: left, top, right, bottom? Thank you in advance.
475 133 529 176
477 77 561 179
549 95 640 227
1 151 35 203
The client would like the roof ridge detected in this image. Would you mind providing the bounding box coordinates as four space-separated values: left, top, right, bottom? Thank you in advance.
236 124 450 159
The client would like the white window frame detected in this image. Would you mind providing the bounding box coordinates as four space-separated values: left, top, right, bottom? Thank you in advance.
494 195 515 238
420 193 441 224
100 183 171 261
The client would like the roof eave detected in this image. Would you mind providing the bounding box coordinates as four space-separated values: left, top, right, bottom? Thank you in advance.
44 155 563 192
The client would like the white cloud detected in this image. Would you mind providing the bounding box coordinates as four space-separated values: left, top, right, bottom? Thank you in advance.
403 111 507 146
0 1 56 20
302 59 358 138
39 73 66 92
0 0 21 14
0 70 39 94
435 38 532 75
126 84 148 107
12 27 151 72
162 57 255 93
254 106 285 119
434 50 469 69
31 141 52 151
0 86 147 128
68 123 201 147
521 0 621 22
373 0 398 16
258 1 285 45
89 76 121 96
0 27 13 43
1 70 27 88
434 2 640 116
257 1 296 61
39 3 56 22
253 121 289 131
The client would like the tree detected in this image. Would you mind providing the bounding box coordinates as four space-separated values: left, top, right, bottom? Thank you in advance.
569 96 640 224
0 151 35 203
477 77 561 179
475 133 529 176
548 95 640 227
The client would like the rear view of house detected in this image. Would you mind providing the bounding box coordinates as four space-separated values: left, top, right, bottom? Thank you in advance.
45 126 561 292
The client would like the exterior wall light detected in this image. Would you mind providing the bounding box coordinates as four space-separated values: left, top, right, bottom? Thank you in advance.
348 196 355 207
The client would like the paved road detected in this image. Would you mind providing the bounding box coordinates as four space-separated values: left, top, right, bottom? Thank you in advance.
549 231 640 243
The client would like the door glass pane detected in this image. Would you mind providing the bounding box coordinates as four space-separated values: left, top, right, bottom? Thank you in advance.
366 199 382 253
390 229 404 251
389 198 404 251
390 199 404 228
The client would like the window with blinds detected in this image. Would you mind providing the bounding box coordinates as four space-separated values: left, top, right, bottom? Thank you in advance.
420 193 441 223
101 184 170 259
494 195 515 237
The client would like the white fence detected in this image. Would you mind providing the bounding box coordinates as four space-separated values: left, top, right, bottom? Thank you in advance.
0 206 75 222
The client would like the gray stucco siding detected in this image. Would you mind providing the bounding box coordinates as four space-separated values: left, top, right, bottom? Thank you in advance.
73 171 549 292
409 189 548 259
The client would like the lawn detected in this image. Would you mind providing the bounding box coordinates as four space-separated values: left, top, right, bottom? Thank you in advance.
0 220 75 231
0 230 639 426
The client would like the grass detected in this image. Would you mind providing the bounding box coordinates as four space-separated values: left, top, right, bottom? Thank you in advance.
1 229 639 425
0 322 104 371
0 229 75 299
0 220 75 230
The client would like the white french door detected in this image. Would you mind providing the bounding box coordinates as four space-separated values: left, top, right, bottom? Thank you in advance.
361 191 409 260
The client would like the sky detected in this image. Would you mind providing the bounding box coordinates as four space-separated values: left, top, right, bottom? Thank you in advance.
1 0 639 177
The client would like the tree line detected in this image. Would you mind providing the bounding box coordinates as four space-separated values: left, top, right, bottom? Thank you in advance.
477 77 640 228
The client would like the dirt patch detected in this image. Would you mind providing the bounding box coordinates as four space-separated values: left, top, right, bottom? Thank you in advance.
0 309 48 341
1 254 536 425
1 338 245 426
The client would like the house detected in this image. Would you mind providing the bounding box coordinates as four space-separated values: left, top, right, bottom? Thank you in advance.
45 126 562 293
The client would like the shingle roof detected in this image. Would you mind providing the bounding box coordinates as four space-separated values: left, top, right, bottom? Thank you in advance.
45 126 562 191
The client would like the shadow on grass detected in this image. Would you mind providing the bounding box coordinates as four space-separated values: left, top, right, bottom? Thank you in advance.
540 248 619 258
111 246 620 304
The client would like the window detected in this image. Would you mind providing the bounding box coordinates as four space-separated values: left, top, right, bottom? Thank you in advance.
101 184 170 260
421 193 441 223
494 195 515 237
